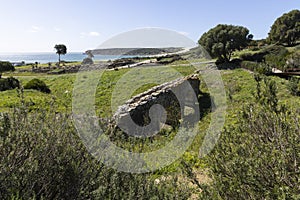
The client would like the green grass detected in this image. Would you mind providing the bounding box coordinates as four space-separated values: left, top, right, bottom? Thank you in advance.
2 66 298 128
0 65 196 114
2 66 298 125
232 48 261 59
1 66 299 150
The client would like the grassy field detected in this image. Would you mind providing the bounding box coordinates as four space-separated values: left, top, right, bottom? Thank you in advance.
2 63 299 140
1 61 299 199
1 65 196 114
2 64 299 163
2 63 299 129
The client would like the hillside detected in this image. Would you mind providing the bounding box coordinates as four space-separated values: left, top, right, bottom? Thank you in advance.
86 47 184 56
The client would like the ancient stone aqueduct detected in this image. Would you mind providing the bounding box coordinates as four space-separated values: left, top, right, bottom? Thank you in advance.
113 74 201 136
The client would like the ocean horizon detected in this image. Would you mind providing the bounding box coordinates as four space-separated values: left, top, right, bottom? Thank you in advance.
0 52 136 64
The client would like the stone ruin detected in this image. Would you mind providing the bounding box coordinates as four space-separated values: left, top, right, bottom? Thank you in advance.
113 74 201 137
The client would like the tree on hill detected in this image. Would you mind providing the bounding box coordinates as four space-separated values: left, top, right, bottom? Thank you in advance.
199 24 252 63
268 9 300 46
0 61 15 79
54 44 67 66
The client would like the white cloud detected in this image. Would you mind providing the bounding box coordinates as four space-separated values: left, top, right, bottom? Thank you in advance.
29 26 42 33
89 32 100 36
178 31 189 36
80 31 100 38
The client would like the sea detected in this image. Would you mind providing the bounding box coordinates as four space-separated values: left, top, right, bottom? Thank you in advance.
0 52 135 64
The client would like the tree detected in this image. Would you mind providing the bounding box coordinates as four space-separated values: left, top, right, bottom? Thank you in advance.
199 24 252 63
54 44 67 66
268 9 300 46
0 61 15 79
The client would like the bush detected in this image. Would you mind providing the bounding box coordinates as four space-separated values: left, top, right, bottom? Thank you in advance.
0 61 15 74
201 76 300 199
263 45 290 69
240 60 258 71
239 45 291 70
285 52 300 71
0 108 102 199
240 61 271 74
239 52 265 62
0 103 192 199
0 77 20 91
24 78 51 93
287 77 300 96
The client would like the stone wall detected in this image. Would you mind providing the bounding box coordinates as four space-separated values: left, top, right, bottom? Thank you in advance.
113 74 200 136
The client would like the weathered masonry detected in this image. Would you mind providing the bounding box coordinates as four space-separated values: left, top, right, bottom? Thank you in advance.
113 74 200 137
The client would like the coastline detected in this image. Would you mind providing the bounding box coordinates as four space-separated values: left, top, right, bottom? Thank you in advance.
0 52 138 64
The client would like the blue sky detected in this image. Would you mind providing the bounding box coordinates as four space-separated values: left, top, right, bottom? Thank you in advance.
0 0 299 52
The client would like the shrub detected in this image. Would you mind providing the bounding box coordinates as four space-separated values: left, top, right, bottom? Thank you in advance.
0 61 15 74
24 78 51 93
0 108 102 199
0 103 192 199
255 62 272 75
287 77 300 96
200 76 300 199
239 45 290 69
240 60 258 71
0 77 20 91
285 52 300 71
240 61 271 74
263 45 290 69
239 52 265 62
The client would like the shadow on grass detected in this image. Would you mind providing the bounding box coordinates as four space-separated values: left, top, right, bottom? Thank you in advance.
198 92 212 120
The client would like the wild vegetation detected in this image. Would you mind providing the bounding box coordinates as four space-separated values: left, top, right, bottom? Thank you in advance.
200 75 300 199
0 77 20 92
0 9 299 200
267 9 300 46
0 61 15 78
24 78 51 94
199 24 252 63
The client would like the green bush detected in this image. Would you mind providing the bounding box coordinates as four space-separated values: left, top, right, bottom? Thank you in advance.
0 77 20 91
240 61 271 75
285 52 300 70
240 60 258 71
24 78 51 93
261 45 288 55
0 61 15 75
239 52 265 62
0 108 102 199
263 45 290 69
239 45 291 70
0 99 193 199
201 76 300 199
287 77 300 96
